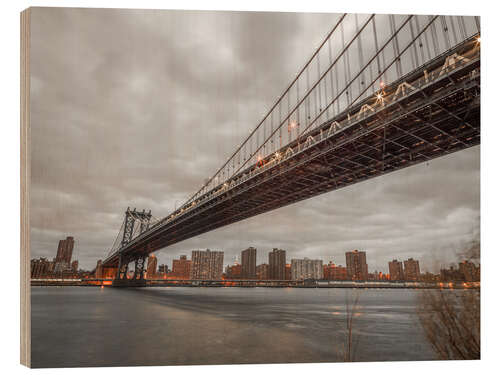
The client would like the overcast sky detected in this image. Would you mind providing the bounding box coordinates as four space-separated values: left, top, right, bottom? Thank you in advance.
29 7 480 273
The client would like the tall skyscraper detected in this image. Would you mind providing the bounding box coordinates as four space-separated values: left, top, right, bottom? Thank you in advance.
388 259 404 281
291 258 323 280
147 254 158 279
172 255 192 279
269 248 286 280
403 258 420 281
241 247 257 279
345 250 368 280
190 249 224 280
54 236 74 272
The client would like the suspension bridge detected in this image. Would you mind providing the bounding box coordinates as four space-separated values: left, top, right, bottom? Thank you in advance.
93 14 480 286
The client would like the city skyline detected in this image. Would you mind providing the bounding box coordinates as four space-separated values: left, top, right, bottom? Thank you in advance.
29 8 479 272
31 234 478 278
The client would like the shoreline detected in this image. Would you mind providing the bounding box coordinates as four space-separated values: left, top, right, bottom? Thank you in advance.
30 279 480 289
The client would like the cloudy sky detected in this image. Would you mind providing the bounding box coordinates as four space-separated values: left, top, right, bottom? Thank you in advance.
29 7 480 272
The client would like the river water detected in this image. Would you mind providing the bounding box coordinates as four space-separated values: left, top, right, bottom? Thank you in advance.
31 286 436 368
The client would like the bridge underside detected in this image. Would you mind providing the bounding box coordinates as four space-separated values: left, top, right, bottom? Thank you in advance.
103 37 480 269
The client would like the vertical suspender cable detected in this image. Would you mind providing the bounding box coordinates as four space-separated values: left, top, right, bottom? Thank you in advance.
296 76 300 141
341 22 350 107
306 64 310 131
334 44 340 115
323 41 330 120
429 15 439 57
372 16 383 90
356 14 365 99
288 85 292 149
457 16 466 40
346 33 352 105
270 109 273 152
316 53 322 122
416 16 430 63
409 17 418 69
450 16 459 46
390 15 402 78
328 36 335 117
441 16 451 50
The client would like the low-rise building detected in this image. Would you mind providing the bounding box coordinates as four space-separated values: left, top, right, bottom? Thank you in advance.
291 258 323 280
172 255 191 279
225 263 242 279
256 263 269 280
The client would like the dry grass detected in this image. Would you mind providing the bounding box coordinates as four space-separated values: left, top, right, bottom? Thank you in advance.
418 238 480 360
338 291 361 362
417 288 480 360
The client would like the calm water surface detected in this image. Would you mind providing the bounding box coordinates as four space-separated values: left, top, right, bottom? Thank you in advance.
31 286 436 367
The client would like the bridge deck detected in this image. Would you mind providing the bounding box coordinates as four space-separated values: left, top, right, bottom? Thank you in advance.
103 36 480 267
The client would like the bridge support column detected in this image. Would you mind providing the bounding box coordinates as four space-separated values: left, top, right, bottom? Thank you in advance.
112 254 147 287
115 254 129 280
132 256 147 280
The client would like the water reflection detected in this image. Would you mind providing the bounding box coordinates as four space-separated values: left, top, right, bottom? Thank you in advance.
31 287 436 368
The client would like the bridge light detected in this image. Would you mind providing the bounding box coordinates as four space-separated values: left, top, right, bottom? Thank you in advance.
379 81 385 88
376 93 383 100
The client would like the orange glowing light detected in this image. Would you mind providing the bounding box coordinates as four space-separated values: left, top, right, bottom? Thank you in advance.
380 81 385 88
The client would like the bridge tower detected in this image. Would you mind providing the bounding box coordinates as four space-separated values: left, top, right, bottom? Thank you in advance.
114 207 152 286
